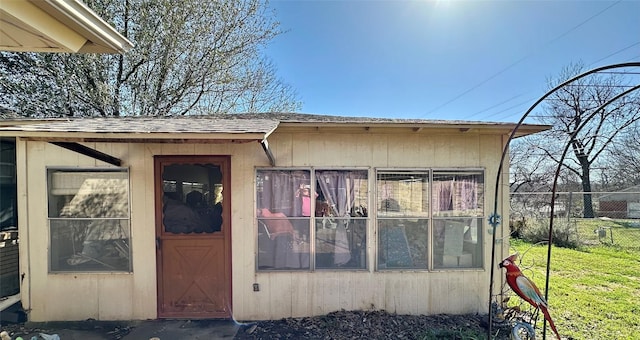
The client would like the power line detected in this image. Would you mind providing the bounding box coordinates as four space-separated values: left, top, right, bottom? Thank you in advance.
420 0 622 118
474 42 640 122
483 97 538 120
588 41 640 67
466 92 527 119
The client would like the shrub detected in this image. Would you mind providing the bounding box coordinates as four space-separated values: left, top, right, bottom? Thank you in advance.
517 218 580 249
509 218 526 239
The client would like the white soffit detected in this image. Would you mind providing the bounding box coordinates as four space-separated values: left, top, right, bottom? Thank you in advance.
0 0 133 54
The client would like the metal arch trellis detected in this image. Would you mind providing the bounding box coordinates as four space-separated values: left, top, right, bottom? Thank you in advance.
487 61 640 339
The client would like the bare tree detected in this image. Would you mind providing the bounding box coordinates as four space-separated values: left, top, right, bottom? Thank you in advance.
605 125 640 190
510 139 555 193
0 0 301 117
533 61 640 217
509 138 556 232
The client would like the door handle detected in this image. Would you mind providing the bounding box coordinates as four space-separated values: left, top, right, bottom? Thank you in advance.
156 237 161 250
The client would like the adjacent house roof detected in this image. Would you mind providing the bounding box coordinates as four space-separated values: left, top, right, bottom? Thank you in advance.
599 185 640 201
0 0 133 54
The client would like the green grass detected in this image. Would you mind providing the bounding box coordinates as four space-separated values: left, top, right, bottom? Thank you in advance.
572 218 640 249
508 239 640 339
421 329 485 340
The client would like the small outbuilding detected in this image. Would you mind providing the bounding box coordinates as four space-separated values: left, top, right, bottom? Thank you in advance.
0 113 547 322
598 185 640 219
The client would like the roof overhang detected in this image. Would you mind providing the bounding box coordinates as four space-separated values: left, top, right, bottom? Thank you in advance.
0 117 280 166
275 121 550 138
0 115 550 166
1 0 133 54
0 117 279 141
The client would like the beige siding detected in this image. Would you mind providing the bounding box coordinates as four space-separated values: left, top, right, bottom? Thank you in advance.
234 130 501 320
129 143 157 319
16 139 30 310
18 127 509 321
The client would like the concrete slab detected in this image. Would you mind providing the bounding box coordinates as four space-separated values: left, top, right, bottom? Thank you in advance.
2 319 240 340
121 319 240 340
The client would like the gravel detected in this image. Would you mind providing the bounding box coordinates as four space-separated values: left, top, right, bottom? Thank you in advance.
234 309 510 340
1 309 514 340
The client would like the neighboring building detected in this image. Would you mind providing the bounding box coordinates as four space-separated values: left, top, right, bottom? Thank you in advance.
1 0 132 53
598 185 640 219
1 0 132 304
0 113 548 322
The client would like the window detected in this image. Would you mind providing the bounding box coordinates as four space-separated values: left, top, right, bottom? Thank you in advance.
376 171 429 269
256 169 368 271
376 169 484 270
47 169 131 272
0 139 17 231
161 163 224 234
432 171 484 269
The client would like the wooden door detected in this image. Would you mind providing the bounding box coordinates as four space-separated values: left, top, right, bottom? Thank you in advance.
155 155 231 318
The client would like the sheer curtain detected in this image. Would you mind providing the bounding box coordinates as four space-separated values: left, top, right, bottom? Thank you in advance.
316 170 366 266
433 180 454 212
257 170 310 269
459 178 478 211
258 171 309 216
433 175 478 214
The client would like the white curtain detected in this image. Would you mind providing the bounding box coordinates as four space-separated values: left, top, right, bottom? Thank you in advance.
316 171 366 266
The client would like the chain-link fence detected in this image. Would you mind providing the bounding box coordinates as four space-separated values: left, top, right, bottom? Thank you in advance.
510 191 640 250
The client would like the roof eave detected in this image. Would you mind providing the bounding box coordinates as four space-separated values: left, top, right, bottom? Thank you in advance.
0 0 133 54
276 121 551 137
37 0 133 54
0 131 269 142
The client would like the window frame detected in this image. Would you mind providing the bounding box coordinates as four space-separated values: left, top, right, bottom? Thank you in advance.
46 167 132 273
255 167 369 272
431 169 484 270
254 167 485 273
375 168 485 271
375 169 431 271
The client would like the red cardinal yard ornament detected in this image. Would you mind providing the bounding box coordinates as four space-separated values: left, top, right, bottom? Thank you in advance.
499 254 561 340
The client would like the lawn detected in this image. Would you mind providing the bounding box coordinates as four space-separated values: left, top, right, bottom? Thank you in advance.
572 218 640 249
507 239 640 340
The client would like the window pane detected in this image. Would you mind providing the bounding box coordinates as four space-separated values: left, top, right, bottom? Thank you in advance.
257 170 311 217
48 170 129 218
433 218 482 269
432 171 484 217
378 218 428 269
316 218 366 269
48 169 131 273
376 171 429 217
256 169 311 270
256 169 368 271
161 164 223 234
314 170 368 270
50 219 131 272
316 170 368 217
0 140 17 230
257 214 310 270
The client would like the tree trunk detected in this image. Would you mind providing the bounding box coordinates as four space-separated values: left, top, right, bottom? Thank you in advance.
581 162 595 218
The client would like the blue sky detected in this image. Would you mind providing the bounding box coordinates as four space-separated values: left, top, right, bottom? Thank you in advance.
265 0 640 122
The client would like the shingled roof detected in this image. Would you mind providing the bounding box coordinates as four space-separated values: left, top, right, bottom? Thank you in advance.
0 112 549 138
0 116 278 134
0 113 549 166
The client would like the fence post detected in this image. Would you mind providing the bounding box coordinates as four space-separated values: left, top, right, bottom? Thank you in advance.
567 191 573 222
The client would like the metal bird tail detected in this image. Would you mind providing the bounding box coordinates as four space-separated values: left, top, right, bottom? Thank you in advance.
540 305 561 340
